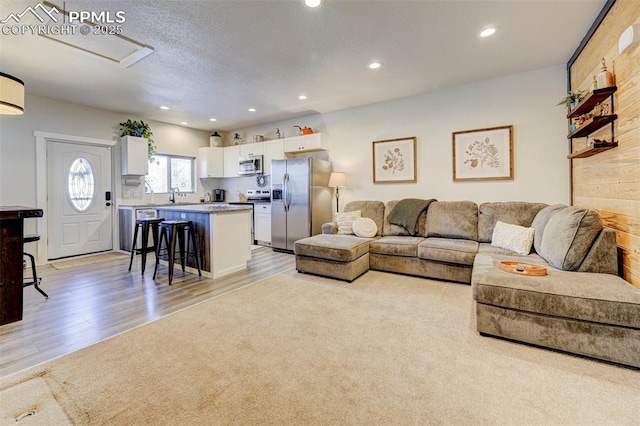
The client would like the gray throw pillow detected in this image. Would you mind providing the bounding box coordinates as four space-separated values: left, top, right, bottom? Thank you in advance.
539 206 603 270
531 204 567 254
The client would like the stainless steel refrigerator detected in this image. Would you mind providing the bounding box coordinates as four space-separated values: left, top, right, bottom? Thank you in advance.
271 157 332 252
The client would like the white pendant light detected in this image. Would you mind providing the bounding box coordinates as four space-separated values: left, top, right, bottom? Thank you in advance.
0 72 25 115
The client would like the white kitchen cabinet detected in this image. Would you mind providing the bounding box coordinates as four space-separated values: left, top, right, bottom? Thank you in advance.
263 139 285 175
198 147 224 178
224 145 240 177
254 203 271 245
284 133 326 153
121 136 148 175
239 142 264 157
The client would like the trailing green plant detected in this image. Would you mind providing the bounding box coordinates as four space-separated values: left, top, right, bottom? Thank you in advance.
556 90 587 109
119 119 157 161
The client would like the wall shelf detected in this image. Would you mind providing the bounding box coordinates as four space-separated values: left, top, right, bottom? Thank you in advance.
567 141 618 159
567 86 617 118
567 114 617 139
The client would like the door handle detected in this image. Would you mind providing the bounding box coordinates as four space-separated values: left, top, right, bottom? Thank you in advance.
105 191 112 207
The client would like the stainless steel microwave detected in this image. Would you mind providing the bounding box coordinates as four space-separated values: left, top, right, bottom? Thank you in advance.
238 155 263 175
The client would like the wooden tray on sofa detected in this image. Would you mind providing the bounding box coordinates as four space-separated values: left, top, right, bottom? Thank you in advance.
498 261 547 276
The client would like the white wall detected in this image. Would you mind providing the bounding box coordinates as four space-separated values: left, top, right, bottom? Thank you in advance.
0 95 210 237
231 65 570 210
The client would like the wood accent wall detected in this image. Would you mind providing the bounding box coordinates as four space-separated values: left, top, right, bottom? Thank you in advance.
570 0 640 287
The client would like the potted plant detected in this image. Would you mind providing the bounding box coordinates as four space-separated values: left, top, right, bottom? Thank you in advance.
119 119 157 161
556 89 587 111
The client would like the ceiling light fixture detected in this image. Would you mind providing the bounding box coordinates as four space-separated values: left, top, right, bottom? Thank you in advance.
181 122 188 125
0 72 25 115
479 27 497 38
248 108 256 112
303 0 323 8
160 106 170 110
209 118 217 122
298 95 307 100
368 61 382 70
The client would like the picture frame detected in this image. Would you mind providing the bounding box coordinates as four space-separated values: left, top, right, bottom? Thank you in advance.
452 125 513 181
372 137 417 183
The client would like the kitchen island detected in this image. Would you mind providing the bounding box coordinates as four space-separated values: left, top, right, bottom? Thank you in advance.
153 204 252 279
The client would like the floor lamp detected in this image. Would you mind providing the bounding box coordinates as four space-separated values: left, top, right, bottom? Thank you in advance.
328 172 347 213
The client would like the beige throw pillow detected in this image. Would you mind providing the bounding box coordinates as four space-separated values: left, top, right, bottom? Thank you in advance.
336 210 361 235
491 221 535 255
352 217 377 238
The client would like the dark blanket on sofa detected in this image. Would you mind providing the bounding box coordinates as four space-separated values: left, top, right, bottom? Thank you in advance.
388 198 436 235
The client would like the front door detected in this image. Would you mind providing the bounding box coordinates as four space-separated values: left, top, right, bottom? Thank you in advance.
47 141 113 259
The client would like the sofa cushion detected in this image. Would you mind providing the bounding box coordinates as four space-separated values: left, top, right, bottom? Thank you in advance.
352 218 378 238
418 237 479 266
336 210 361 235
382 200 427 236
491 221 534 255
344 201 385 236
369 236 425 257
539 207 603 271
531 204 567 254
294 235 375 262
478 202 547 243
426 201 478 240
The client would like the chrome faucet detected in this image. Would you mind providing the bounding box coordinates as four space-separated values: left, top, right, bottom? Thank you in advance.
169 187 181 203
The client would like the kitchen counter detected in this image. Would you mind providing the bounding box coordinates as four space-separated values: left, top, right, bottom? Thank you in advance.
154 205 252 279
155 204 252 214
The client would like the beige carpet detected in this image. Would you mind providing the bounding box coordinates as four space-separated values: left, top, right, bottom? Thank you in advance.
1 270 639 425
49 252 128 269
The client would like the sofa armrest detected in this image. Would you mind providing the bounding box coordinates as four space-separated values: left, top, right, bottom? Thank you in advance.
322 222 338 234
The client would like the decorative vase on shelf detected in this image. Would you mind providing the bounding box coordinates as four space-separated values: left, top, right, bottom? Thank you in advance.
210 131 222 147
233 133 241 145
596 58 614 89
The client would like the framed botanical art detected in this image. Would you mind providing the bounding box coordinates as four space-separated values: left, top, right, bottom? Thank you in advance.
372 137 417 183
452 125 513 181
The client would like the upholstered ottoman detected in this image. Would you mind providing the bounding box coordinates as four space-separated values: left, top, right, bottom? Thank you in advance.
294 234 376 282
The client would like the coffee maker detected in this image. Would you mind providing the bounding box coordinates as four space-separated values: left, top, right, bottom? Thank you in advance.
213 189 225 202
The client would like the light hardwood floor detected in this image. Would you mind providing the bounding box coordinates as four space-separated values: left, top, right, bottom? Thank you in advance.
0 247 295 378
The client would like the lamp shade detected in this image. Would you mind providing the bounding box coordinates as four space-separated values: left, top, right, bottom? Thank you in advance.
0 72 25 115
328 172 347 187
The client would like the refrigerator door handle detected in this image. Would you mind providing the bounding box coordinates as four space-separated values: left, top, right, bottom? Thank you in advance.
283 173 290 212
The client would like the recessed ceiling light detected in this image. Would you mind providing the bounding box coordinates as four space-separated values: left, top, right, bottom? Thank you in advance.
479 27 497 38
209 118 217 122
181 121 188 125
303 0 322 8
248 108 256 112
368 61 382 69
160 106 170 110
298 95 307 100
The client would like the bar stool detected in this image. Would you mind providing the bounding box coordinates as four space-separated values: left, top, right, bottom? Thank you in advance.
153 220 201 285
128 217 165 275
23 235 48 298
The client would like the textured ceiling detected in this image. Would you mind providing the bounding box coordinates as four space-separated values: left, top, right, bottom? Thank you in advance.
0 0 605 131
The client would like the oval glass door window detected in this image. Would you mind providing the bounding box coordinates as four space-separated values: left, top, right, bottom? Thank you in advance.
67 157 95 212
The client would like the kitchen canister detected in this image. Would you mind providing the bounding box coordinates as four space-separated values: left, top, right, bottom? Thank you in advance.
253 135 264 143
210 131 222 147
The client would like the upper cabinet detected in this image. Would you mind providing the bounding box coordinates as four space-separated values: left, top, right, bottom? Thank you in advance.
198 147 224 178
284 133 326 153
121 136 148 176
239 143 264 157
263 139 285 175
224 145 240 177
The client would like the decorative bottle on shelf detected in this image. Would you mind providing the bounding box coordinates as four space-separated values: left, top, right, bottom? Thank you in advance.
234 133 241 145
275 128 281 139
596 58 614 89
210 131 222 147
